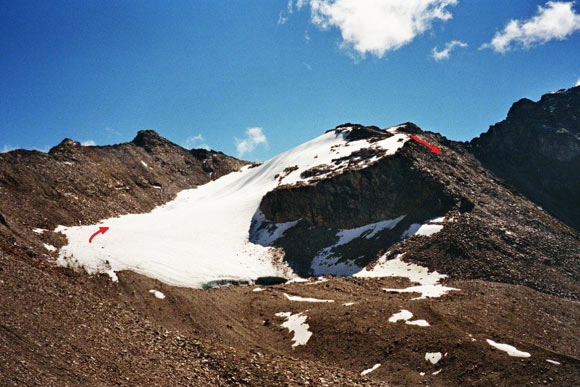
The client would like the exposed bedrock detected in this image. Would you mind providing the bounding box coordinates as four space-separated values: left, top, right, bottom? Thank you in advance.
259 148 457 229
253 144 467 276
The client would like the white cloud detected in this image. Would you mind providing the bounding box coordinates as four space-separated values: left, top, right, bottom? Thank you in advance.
183 134 210 150
432 40 468 61
235 127 268 157
576 77 580 86
303 62 313 70
481 1 580 53
1 144 18 153
305 30 311 41
278 12 289 25
81 140 96 146
302 0 458 58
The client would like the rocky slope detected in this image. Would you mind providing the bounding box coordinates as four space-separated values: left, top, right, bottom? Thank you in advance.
470 85 580 232
1 121 580 386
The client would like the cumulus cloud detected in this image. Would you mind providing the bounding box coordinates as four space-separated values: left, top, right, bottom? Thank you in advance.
81 140 96 146
481 1 580 53
183 134 210 150
235 127 268 157
299 0 458 58
432 40 468 61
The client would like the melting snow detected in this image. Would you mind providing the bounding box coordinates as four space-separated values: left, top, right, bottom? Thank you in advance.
383 285 458 300
401 217 446 238
388 309 430 326
149 289 165 299
32 228 46 234
388 309 414 323
406 319 430 327
432 369 442 375
360 363 381 376
43 243 56 252
335 216 406 246
284 293 334 303
546 359 561 365
286 278 310 284
106 270 118 282
486 339 531 358
355 254 445 284
55 127 409 288
275 312 312 347
355 253 459 300
425 352 442 364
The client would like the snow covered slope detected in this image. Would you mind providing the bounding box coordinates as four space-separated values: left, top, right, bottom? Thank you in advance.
56 126 410 288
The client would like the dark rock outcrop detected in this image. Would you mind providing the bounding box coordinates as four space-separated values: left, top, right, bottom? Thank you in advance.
470 86 580 232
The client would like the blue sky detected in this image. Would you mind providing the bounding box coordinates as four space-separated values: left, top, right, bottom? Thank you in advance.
1 1 580 160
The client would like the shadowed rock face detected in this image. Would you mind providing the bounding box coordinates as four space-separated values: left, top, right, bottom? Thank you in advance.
470 86 580 232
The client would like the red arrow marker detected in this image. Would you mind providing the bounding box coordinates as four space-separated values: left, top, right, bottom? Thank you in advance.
89 227 109 243
410 135 441 154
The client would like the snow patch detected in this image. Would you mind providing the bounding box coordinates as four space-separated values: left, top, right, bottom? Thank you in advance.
486 339 531 358
335 216 406 246
360 363 381 376
106 270 118 283
406 319 430 327
286 277 310 284
388 309 414 323
383 284 458 300
425 352 442 365
388 309 430 326
32 228 46 234
140 160 148 168
284 293 334 303
253 287 264 292
275 312 312 347
355 253 459 299
355 253 446 285
149 289 165 299
546 359 560 365
43 243 56 252
401 217 446 238
343 302 355 306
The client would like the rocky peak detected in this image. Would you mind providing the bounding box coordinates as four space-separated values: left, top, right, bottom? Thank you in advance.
131 130 174 150
470 85 580 232
328 122 424 143
48 138 81 154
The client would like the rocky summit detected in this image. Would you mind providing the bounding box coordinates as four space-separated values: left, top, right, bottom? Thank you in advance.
471 85 580 232
2 90 580 386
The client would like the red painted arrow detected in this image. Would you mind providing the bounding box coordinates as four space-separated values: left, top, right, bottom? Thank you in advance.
89 227 109 243
410 135 441 154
